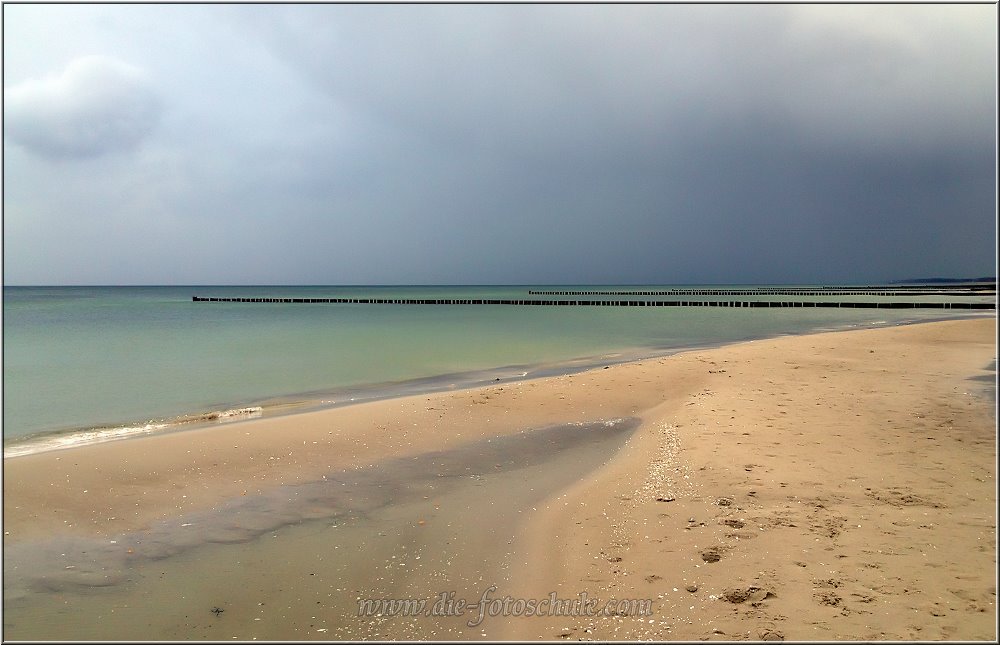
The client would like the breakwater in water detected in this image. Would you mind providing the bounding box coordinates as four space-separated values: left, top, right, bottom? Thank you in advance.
193 296 994 309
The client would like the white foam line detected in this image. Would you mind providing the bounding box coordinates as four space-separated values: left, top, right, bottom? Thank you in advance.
4 406 265 458
4 422 170 458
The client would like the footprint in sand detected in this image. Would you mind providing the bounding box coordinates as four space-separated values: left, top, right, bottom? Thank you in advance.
814 591 842 607
700 546 724 563
720 586 775 604
865 487 944 508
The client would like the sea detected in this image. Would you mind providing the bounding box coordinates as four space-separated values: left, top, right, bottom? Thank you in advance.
2 285 993 457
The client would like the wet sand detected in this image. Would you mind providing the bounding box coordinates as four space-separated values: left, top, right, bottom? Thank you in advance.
3 317 996 640
3 419 641 640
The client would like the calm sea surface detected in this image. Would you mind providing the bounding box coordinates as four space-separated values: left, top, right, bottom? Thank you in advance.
2 285 990 455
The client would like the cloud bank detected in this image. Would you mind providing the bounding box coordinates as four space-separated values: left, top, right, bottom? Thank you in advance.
1 4 994 285
4 55 162 160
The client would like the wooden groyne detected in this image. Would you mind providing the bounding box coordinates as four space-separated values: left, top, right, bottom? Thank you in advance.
528 288 996 297
192 297 995 310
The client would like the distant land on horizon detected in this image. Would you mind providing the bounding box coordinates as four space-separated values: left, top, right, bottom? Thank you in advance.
888 276 996 285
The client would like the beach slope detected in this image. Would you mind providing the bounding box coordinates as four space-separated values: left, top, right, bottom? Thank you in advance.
507 317 996 641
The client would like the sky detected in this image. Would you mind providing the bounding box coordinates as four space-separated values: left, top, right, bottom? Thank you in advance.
2 3 996 285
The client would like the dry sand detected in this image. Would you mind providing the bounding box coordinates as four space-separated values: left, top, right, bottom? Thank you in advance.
505 317 997 641
2 317 996 641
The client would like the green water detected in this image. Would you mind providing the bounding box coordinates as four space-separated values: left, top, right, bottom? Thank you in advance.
2 285 990 454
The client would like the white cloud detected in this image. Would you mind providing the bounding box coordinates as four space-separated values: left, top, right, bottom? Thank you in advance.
4 55 162 159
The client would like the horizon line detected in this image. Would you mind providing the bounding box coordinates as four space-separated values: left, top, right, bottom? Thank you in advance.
4 278 997 289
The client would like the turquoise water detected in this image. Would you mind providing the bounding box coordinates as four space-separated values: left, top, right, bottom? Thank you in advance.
2 285 991 455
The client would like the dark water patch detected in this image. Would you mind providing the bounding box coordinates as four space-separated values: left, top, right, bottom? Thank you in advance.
3 418 639 603
966 358 996 405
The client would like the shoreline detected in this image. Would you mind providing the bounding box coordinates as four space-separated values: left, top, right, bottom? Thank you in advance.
3 317 996 640
4 312 989 459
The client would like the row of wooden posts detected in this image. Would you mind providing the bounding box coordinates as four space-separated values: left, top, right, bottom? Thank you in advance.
192 296 994 310
527 289 994 297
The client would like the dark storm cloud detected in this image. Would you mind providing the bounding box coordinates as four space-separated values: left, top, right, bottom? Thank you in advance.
229 3 993 283
4 55 162 160
246 5 990 152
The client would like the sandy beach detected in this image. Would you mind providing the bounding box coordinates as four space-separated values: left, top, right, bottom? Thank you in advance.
3 317 996 641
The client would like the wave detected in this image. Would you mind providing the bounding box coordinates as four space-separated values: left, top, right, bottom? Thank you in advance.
178 406 264 423
3 406 263 458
